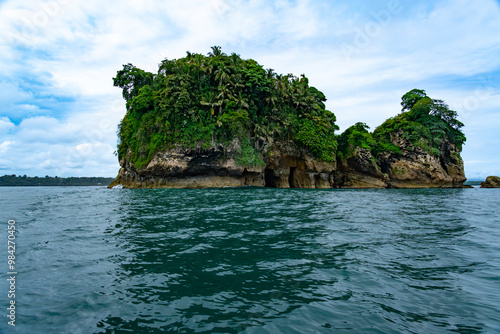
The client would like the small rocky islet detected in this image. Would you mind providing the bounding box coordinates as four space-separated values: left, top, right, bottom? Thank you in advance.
480 176 500 188
109 47 468 189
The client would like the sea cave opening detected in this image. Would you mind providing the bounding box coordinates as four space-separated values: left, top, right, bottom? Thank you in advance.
265 168 276 188
289 167 297 188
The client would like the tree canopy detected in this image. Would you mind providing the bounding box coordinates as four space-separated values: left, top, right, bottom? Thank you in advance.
400 88 427 112
114 49 466 170
114 47 339 168
374 89 466 154
338 89 466 159
337 122 376 158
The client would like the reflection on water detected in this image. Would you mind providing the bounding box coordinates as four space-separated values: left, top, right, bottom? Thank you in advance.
0 187 499 333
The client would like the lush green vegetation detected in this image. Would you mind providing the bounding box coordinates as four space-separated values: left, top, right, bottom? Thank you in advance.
114 48 465 169
337 122 378 159
114 47 339 169
0 175 115 186
338 89 466 159
373 89 465 155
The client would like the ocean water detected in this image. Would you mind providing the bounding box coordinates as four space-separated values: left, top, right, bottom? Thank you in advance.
1 186 499 334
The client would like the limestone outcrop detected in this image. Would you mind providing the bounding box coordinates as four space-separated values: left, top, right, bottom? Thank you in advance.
333 132 466 189
109 134 468 189
377 133 466 188
334 147 388 188
109 142 336 189
480 176 500 188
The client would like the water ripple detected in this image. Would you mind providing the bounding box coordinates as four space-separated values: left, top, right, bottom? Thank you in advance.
1 187 499 333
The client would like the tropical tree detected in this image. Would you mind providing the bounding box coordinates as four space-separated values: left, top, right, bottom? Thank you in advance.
113 64 154 102
372 89 466 156
208 46 225 57
114 47 340 167
401 88 427 112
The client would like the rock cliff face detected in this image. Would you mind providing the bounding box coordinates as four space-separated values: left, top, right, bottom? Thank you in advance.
110 146 261 189
109 142 336 189
334 147 388 188
480 176 500 188
110 133 468 189
333 131 466 189
263 143 335 189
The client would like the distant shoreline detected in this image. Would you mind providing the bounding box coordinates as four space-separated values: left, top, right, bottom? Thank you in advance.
0 175 115 187
464 180 485 186
0 175 487 188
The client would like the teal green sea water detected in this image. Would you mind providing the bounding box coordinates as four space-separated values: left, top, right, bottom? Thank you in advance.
1 187 499 333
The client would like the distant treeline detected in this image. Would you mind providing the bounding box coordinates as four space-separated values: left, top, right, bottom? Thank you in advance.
463 180 483 186
0 175 115 186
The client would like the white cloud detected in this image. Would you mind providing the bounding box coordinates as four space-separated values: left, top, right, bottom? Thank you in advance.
0 140 14 153
0 99 122 176
0 117 15 135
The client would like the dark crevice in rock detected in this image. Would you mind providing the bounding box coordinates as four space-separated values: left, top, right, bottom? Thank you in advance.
265 168 277 188
289 167 297 188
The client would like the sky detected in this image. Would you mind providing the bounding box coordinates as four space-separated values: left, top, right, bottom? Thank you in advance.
0 0 499 179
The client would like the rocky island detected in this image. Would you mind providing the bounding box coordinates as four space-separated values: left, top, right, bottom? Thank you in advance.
480 176 500 188
109 47 467 189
